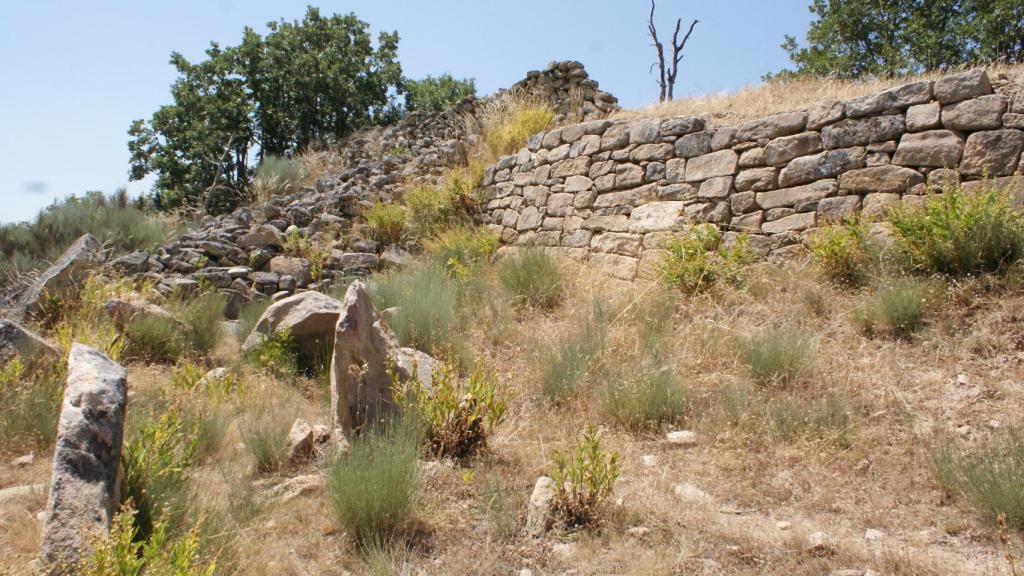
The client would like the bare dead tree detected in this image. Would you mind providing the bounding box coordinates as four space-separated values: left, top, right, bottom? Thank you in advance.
648 0 699 102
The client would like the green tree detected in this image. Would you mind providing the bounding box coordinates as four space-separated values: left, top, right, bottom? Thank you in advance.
129 7 402 212
776 0 1024 79
402 74 476 113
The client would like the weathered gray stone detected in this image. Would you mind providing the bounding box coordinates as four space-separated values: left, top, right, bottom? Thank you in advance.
698 176 733 199
685 150 738 182
731 191 757 213
268 256 312 287
807 99 845 130
959 129 1024 177
934 69 992 103
238 224 285 249
645 161 666 182
941 95 1006 131
757 180 837 210
526 476 555 536
0 319 60 367
892 130 964 167
778 149 865 187
600 124 630 151
551 157 590 178
845 81 932 117
629 119 660 144
581 215 630 232
1005 113 1024 130
630 143 674 161
863 193 902 219
906 101 941 131
765 132 823 166
242 290 344 361
330 281 429 437
11 234 104 322
628 202 685 233
730 211 764 232
591 233 642 257
762 212 816 234
546 193 574 216
821 115 904 149
564 175 593 193
594 185 658 209
817 195 862 222
659 116 704 136
738 147 766 168
103 298 183 331
517 206 543 230
735 167 777 192
40 344 127 574
675 131 713 158
839 166 925 193
109 251 150 275
711 128 737 151
589 253 638 280
736 111 808 142
615 164 644 188
665 158 686 182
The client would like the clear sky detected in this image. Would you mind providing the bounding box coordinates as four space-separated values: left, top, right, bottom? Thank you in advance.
0 0 813 224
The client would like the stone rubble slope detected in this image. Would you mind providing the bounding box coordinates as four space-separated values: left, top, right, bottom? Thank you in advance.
478 68 1024 280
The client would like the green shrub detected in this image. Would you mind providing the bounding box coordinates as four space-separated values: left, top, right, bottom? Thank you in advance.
539 301 608 405
369 264 460 356
808 217 877 285
888 180 1024 277
124 314 188 363
364 203 408 245
0 357 65 451
172 291 226 356
246 328 297 379
599 365 691 432
714 385 853 446
931 429 1024 529
403 177 471 241
325 420 421 544
79 504 215 576
855 278 935 339
0 189 175 277
660 225 753 294
551 426 621 528
394 363 506 459
498 248 564 310
120 412 198 540
251 155 305 202
741 328 814 388
424 226 499 278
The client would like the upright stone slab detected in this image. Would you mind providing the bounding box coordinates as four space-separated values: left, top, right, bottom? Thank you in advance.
0 319 60 366
11 234 104 322
40 344 127 574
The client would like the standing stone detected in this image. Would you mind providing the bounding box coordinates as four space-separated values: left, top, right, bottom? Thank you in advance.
959 130 1024 177
330 281 422 437
11 234 104 322
40 344 127 574
526 476 556 536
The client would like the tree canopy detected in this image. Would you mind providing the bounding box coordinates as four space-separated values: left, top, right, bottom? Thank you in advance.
777 0 1024 79
402 74 476 113
128 7 402 211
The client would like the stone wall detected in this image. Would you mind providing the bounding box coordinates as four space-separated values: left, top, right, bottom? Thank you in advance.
478 68 1024 280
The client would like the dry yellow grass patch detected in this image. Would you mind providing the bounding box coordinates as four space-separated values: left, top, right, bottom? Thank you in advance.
614 63 1024 128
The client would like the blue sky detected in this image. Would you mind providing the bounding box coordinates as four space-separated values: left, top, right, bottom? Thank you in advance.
0 0 813 224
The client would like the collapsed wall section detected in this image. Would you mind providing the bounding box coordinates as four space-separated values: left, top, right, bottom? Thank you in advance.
478 69 1024 280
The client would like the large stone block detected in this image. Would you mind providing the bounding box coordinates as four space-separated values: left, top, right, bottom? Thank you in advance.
735 167 777 192
838 165 925 194
630 142 674 161
588 253 638 280
736 111 808 142
934 69 992 104
697 176 734 199
845 80 932 118
242 290 344 361
660 116 705 136
764 132 823 166
627 202 685 233
817 195 862 223
821 115 905 149
762 212 816 234
590 232 643 257
778 148 865 187
0 319 60 367
941 95 1006 131
581 215 630 232
675 131 713 159
892 130 964 167
756 179 837 210
906 102 941 131
959 129 1024 177
684 150 738 182
593 185 658 209
11 234 104 322
40 344 127 573
807 99 845 130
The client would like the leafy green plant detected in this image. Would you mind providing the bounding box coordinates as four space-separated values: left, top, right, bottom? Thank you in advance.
808 216 878 285
741 328 814 388
931 429 1024 529
539 301 608 405
551 426 621 528
369 264 460 356
660 224 753 294
424 226 499 278
325 420 421 545
403 175 473 241
394 363 506 459
498 247 564 310
889 180 1024 277
0 356 66 451
120 412 198 541
599 364 691 432
78 504 215 576
854 278 935 339
364 203 408 245
246 328 297 379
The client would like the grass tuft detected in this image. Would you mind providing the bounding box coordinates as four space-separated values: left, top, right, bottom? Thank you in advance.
539 301 608 405
855 278 935 339
740 328 814 388
498 248 564 310
599 364 691 432
364 203 408 245
932 430 1024 530
808 217 878 286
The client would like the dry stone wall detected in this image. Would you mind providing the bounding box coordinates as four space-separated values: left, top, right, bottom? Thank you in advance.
478 68 1024 280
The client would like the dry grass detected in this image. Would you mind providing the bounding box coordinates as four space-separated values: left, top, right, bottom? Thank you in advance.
614 62 1024 127
8 251 1024 574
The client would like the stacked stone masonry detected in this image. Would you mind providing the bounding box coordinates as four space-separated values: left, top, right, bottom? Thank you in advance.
478 68 1024 280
